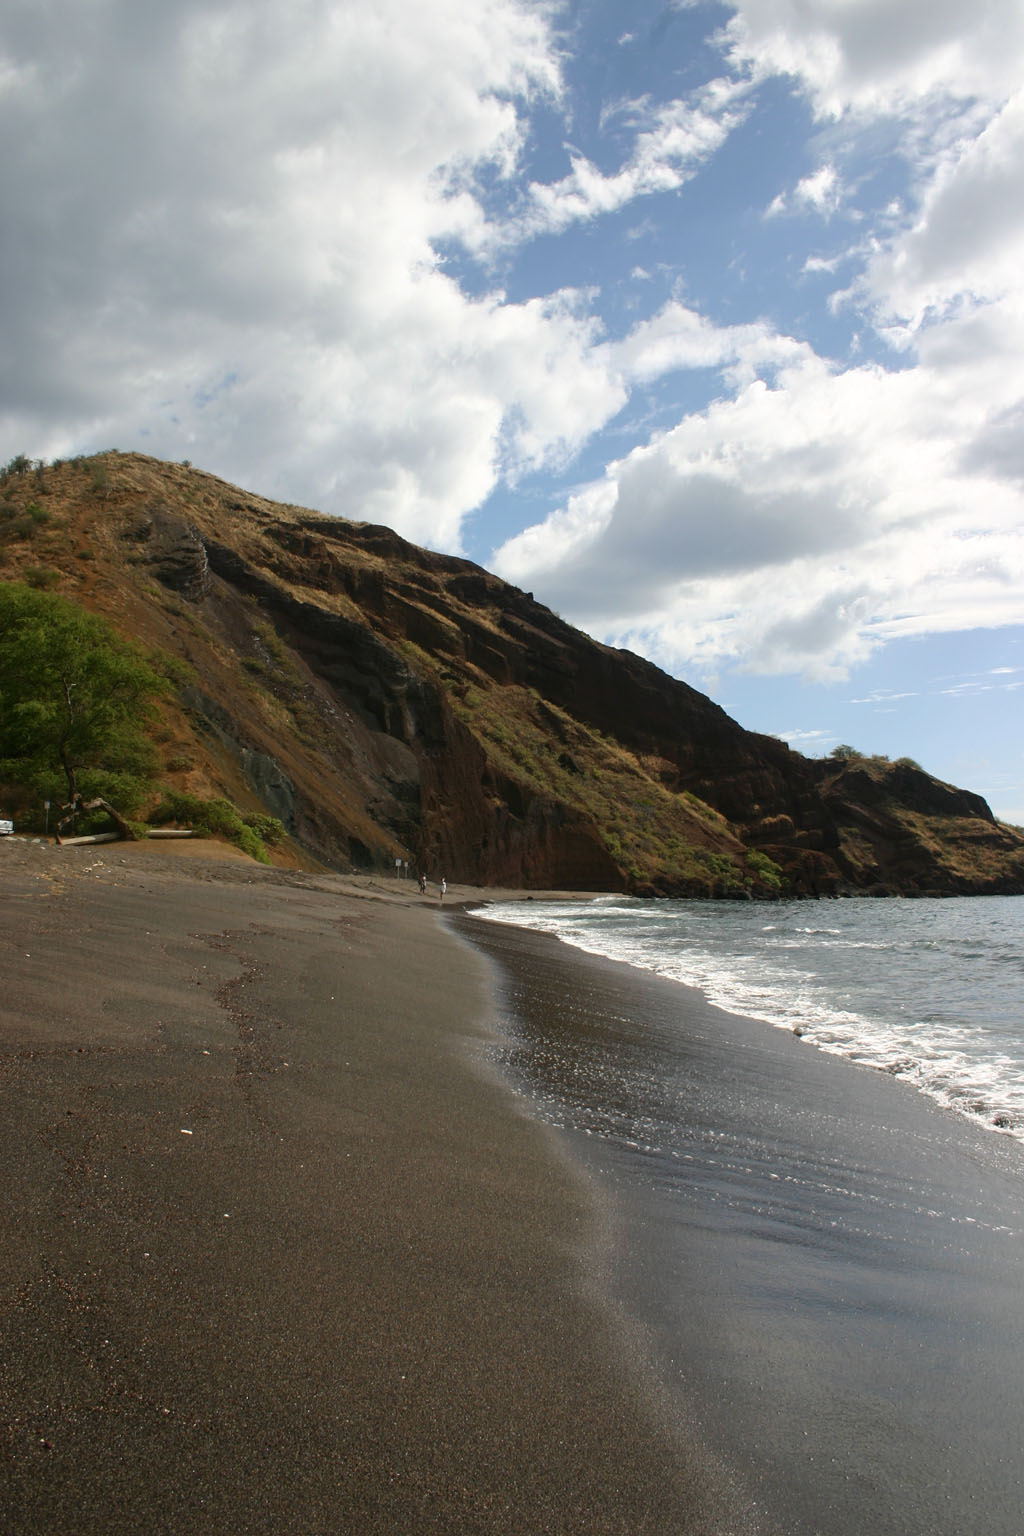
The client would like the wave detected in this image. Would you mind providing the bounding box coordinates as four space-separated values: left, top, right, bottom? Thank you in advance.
479 896 1024 1144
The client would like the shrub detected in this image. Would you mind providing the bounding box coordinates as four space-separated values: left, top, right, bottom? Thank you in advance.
243 811 286 846
745 849 786 892
148 790 273 863
22 566 61 589
0 453 31 484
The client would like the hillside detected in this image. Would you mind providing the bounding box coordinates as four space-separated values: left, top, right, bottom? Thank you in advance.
2 450 1023 896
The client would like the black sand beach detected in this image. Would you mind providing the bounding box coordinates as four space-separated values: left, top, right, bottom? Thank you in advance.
1 840 752 1535
5 838 1024 1535
462 913 1024 1535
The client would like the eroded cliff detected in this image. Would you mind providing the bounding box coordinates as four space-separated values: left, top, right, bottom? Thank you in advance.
2 451 1022 896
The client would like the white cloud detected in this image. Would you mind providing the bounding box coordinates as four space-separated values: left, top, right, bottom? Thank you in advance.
731 0 1024 450
721 0 1024 119
493 309 1024 679
776 726 834 750
0 0 629 548
796 164 841 213
940 679 1023 697
862 91 1024 327
488 0 1024 683
767 163 842 219
508 78 751 241
610 300 813 386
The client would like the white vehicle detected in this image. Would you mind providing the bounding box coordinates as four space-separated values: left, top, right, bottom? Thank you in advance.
0 819 13 836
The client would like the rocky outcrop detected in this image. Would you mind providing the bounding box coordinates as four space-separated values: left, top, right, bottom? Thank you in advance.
813 757 1024 895
128 507 210 600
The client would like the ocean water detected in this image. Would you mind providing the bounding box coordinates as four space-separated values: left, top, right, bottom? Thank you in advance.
468 894 1024 1533
477 894 1024 1142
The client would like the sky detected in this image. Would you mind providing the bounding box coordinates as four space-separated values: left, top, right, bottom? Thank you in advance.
2 0 1023 821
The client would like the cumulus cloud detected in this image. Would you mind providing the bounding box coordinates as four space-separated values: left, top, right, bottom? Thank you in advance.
609 301 813 386
766 163 842 219
861 91 1024 327
491 0 1024 681
0 0 626 547
720 0 1024 118
493 318 1024 679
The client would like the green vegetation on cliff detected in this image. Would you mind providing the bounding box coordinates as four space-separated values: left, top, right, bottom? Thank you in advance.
444 674 780 895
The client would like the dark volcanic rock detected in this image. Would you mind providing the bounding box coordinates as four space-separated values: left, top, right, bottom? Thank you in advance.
140 509 210 600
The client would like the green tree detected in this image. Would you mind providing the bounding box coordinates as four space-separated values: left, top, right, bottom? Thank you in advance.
0 582 166 819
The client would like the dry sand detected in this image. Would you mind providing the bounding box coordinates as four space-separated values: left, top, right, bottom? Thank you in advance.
0 838 750 1534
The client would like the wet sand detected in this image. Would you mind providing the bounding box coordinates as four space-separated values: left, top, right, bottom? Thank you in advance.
0 840 754 1535
462 913 1024 1536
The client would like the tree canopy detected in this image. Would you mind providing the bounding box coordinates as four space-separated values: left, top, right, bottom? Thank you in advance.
0 582 166 815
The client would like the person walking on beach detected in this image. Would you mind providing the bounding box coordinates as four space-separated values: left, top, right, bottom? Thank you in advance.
418 872 427 895
439 878 447 903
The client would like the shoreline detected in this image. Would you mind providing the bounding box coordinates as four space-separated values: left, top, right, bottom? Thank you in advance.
0 840 752 1534
470 889 1024 1149
460 908 1024 1535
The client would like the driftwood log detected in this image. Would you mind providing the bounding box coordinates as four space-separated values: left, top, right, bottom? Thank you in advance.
53 795 135 845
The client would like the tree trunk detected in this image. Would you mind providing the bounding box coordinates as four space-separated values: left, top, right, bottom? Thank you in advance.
57 673 79 805
54 796 136 844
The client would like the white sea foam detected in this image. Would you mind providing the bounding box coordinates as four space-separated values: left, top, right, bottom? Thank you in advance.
478 895 1024 1142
